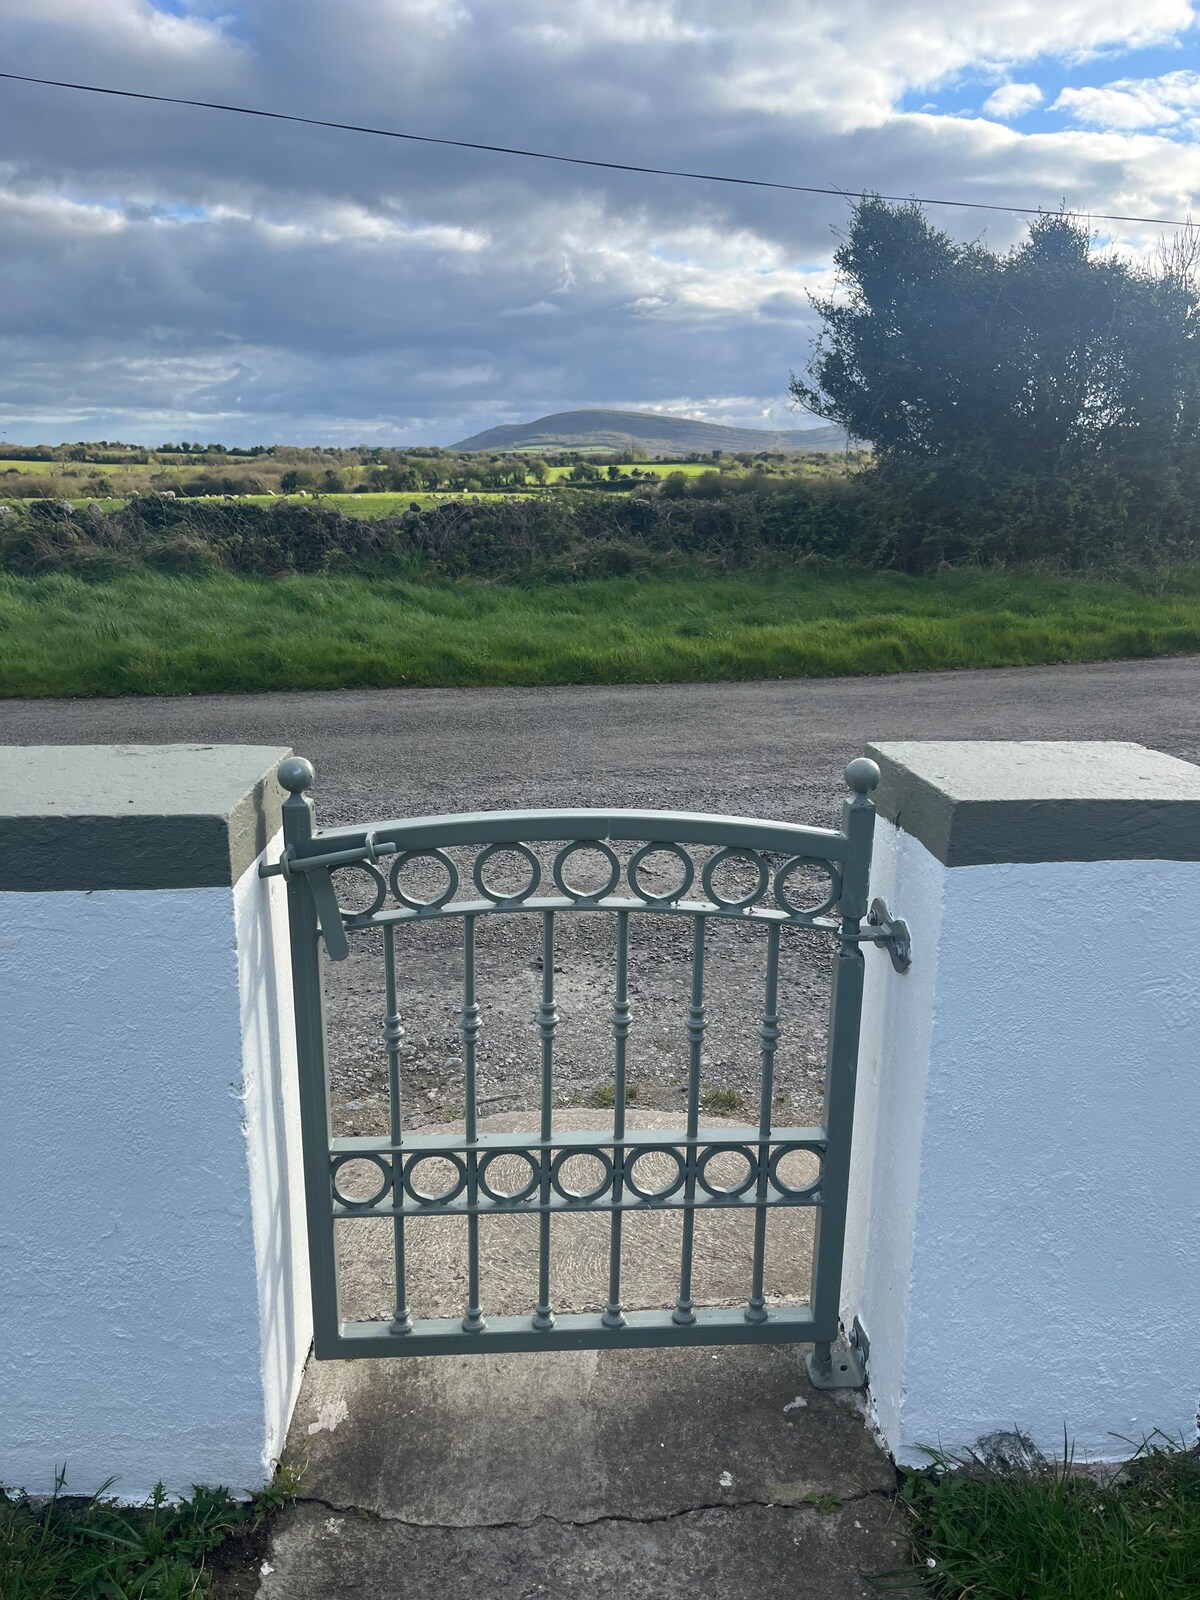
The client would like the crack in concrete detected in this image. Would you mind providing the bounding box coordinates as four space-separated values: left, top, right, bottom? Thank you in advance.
294 1483 895 1533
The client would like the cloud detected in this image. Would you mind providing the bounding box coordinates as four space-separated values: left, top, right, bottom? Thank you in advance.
983 82 1045 121
1054 70 1200 134
1 1 1199 442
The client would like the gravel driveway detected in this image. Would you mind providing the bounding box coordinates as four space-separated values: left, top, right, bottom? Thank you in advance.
5 657 1199 1134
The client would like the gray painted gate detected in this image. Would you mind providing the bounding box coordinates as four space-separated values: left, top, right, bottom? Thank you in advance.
263 756 909 1388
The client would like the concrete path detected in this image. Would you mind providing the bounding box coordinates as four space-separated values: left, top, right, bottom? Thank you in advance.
262 1347 900 1599
259 1111 900 1598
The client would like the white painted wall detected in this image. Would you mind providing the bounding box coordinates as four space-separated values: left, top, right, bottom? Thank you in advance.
0 838 309 1499
234 846 311 1478
846 819 1200 1464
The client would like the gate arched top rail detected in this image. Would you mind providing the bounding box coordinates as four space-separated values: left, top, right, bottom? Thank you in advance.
260 756 909 970
291 805 852 864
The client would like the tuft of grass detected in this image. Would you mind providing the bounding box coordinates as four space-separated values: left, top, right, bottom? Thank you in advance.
1 566 1200 698
0 1463 302 1599
873 1435 1200 1598
591 1080 640 1109
700 1085 745 1115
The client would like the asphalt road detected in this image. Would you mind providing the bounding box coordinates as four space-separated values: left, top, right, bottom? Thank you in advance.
6 657 1198 1132
3 655 1199 823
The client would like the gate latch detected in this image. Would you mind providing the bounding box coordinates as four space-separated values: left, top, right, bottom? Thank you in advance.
851 898 912 974
259 845 363 962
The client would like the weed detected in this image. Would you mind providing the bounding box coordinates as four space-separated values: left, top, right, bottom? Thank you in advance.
701 1086 744 1114
249 1458 305 1529
872 1435 1200 1597
591 1081 639 1108
0 1460 304 1599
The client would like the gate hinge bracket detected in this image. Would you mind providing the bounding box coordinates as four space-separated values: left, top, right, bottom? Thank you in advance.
851 898 911 973
807 1316 870 1391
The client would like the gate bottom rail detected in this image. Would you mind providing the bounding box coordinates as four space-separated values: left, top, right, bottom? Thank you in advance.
330 1304 823 1359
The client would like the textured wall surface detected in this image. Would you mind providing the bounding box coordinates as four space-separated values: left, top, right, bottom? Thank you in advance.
234 848 311 1471
0 839 308 1498
843 818 945 1456
848 821 1200 1464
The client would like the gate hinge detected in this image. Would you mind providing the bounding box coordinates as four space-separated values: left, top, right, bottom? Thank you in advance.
847 898 911 973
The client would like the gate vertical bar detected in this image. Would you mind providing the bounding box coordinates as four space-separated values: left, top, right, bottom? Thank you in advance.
461 914 485 1331
383 925 412 1334
602 910 631 1328
673 916 707 1326
808 759 878 1384
532 909 557 1331
278 758 342 1357
745 921 781 1323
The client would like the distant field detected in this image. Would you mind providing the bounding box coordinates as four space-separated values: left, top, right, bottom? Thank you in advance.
2 567 1198 697
0 490 515 517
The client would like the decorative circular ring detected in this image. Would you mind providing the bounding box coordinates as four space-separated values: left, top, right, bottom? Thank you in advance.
696 1143 760 1199
473 842 541 904
701 847 769 911
773 856 841 920
478 1149 540 1205
403 1151 468 1206
623 1145 687 1202
767 1144 823 1199
627 842 695 906
389 848 460 911
552 840 622 903
330 1152 392 1209
550 1146 614 1203
332 861 388 920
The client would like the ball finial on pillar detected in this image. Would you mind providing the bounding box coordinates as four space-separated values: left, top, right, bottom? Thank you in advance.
844 756 880 796
277 755 315 795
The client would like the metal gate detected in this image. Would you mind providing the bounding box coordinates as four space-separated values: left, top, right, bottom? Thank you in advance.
262 756 909 1388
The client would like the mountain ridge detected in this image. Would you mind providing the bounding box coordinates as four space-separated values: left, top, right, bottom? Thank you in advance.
453 408 854 455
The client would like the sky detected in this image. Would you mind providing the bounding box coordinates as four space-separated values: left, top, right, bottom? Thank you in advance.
2 1 1200 447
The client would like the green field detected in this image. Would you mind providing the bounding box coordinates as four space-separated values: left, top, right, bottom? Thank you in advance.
0 490 515 517
1 567 1197 697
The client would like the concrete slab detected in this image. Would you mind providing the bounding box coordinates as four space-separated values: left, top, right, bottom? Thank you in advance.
259 1498 903 1600
285 1341 891 1526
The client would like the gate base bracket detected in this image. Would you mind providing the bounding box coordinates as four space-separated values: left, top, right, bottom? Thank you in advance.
807 1318 869 1391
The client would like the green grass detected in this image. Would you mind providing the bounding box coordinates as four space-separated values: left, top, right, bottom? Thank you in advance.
591 1081 640 1108
0 1467 301 1599
0 492 509 517
879 1439 1200 1598
1 566 1198 697
700 1086 745 1114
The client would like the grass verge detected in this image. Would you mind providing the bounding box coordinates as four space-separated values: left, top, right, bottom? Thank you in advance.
0 1465 301 1599
876 1438 1200 1598
2 566 1199 697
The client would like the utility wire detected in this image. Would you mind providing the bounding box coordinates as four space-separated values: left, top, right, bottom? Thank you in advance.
1 69 1195 230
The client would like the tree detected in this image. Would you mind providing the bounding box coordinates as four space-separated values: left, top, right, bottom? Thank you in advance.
528 458 550 485
793 198 1200 473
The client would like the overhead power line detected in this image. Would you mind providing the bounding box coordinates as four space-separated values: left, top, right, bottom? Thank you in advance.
1 69 1196 230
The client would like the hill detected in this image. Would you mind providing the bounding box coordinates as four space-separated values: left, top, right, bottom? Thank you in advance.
453 408 854 455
